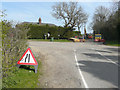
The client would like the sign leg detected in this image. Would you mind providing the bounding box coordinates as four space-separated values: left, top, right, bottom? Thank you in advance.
34 65 38 73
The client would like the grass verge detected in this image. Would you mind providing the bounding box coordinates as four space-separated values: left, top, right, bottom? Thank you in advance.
105 41 120 47
28 39 72 42
2 56 42 88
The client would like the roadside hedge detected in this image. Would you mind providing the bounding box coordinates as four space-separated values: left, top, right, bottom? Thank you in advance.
27 24 74 39
2 20 28 88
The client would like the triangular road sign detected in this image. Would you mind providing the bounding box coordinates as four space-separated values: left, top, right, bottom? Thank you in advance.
17 47 38 65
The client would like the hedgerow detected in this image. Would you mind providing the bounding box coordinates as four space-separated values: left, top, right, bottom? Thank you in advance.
27 24 74 39
2 20 29 88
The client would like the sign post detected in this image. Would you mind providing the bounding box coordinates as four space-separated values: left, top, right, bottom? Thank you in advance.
17 47 38 73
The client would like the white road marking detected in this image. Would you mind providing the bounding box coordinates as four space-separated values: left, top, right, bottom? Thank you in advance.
74 49 89 88
77 63 86 66
91 48 119 66
97 51 119 66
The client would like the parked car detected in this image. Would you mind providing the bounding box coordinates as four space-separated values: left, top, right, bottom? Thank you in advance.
69 37 85 42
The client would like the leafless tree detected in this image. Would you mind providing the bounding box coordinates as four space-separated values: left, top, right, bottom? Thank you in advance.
93 6 110 23
52 2 88 30
110 1 119 15
91 6 111 34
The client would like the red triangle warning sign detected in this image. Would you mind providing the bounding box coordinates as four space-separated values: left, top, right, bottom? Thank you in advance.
17 48 38 65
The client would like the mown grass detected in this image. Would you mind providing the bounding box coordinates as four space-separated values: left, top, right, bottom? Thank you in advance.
28 39 72 42
3 57 42 88
105 40 120 47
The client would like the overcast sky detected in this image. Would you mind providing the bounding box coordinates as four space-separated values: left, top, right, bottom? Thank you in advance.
1 1 115 34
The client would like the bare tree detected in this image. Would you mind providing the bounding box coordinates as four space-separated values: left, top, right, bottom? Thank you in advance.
92 6 111 33
52 2 88 29
93 6 110 23
110 1 119 16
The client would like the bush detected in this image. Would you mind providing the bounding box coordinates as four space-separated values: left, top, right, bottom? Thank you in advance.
2 20 28 88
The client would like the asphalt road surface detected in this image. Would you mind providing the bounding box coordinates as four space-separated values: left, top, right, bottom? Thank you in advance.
29 41 119 88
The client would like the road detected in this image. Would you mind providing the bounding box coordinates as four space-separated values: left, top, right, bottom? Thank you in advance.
29 41 118 88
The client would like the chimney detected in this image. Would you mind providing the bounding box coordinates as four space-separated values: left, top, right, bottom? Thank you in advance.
39 18 41 24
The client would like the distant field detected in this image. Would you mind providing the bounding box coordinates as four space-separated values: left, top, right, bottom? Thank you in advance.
28 39 72 42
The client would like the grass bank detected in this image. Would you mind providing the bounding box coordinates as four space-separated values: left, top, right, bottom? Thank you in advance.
105 40 120 47
28 39 72 42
